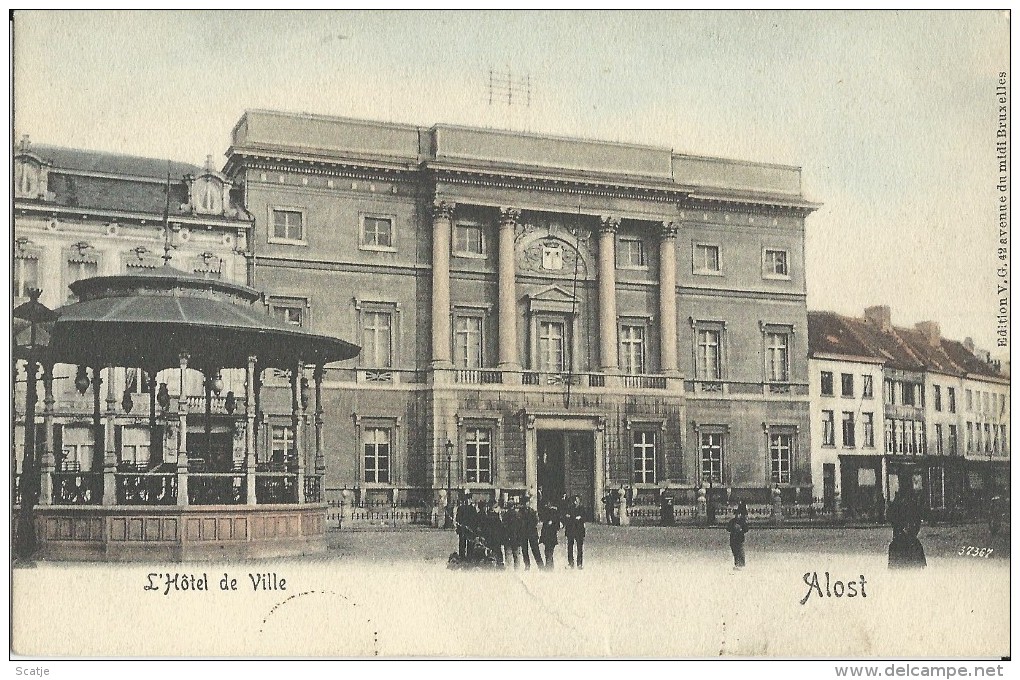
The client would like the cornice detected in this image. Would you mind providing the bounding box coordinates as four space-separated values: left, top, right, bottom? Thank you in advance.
14 201 251 230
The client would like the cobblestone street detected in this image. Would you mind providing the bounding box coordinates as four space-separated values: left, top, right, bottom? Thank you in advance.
321 522 1010 566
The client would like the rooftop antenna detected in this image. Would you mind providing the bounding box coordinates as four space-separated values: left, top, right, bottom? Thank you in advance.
487 66 532 130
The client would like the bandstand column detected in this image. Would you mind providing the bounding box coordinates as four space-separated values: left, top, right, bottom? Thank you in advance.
313 365 325 475
431 200 455 368
40 364 55 505
102 365 117 505
659 221 680 376
245 355 257 505
177 353 190 506
497 207 521 375
598 216 621 372
292 362 305 503
91 366 103 474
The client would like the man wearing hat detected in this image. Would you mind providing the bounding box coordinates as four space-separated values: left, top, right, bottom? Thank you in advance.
455 491 476 559
519 495 544 570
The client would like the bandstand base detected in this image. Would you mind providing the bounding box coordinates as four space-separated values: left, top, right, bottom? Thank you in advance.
29 504 328 562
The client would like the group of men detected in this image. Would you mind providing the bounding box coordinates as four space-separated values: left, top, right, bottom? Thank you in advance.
451 494 588 570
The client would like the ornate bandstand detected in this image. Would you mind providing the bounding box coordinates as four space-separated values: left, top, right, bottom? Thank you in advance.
17 265 359 561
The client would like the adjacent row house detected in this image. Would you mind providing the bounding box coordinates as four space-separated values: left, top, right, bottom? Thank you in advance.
808 307 1010 519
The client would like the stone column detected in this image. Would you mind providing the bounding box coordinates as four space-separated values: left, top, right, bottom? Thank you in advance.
245 355 257 505
497 207 521 376
102 366 117 506
292 362 305 503
598 216 621 372
659 221 680 376
40 364 54 505
177 353 190 506
431 200 455 368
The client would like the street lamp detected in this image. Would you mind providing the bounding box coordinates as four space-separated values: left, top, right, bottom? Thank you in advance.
444 438 454 529
13 288 57 562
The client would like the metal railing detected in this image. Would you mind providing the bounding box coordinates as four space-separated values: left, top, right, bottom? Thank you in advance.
52 472 103 505
256 474 298 504
188 473 246 505
116 472 178 505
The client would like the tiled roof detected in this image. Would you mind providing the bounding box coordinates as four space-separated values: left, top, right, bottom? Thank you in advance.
807 311 875 359
808 311 1009 380
27 144 202 180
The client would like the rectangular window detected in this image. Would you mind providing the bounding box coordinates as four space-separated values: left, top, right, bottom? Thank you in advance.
934 385 942 412
820 371 834 396
620 325 645 374
896 420 906 454
454 223 484 256
270 425 294 464
884 379 894 404
270 298 305 328
125 368 153 395
363 427 391 483
362 216 393 249
633 431 657 484
464 427 492 484
763 248 789 278
885 418 895 454
902 383 916 407
697 328 722 380
453 315 483 369
993 424 1001 454
272 209 304 242
842 411 856 448
948 424 958 455
822 410 835 446
538 320 566 373
934 423 944 455
693 243 721 273
769 433 792 484
966 389 973 411
841 373 854 397
948 387 957 413
14 256 39 300
362 311 393 368
966 422 973 452
862 413 875 448
984 423 992 452
67 257 99 301
618 238 646 268
121 427 150 465
862 375 874 398
699 432 724 484
61 427 95 472
765 332 789 382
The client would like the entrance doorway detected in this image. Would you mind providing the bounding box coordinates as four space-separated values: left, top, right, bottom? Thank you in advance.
187 424 234 471
537 430 595 519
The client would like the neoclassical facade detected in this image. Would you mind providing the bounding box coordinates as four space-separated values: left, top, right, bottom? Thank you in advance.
223 110 818 519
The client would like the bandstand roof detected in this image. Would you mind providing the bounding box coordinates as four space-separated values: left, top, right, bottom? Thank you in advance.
48 265 360 370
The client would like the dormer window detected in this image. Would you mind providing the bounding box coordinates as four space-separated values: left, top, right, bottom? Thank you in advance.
194 176 223 214
14 157 46 199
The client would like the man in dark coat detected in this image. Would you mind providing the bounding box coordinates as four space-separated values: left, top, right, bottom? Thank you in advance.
519 495 544 570
485 501 506 567
455 494 476 559
503 501 524 569
601 490 618 526
726 502 749 569
539 501 560 570
563 495 587 569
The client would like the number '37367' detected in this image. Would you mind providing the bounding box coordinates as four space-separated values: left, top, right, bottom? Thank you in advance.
958 546 993 558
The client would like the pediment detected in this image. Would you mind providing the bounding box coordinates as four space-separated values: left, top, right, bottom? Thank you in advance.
528 284 576 304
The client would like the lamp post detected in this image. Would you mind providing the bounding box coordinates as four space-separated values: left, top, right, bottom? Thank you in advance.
444 438 454 529
13 288 56 562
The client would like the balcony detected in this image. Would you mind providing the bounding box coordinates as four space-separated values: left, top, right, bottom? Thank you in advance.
454 369 504 385
186 395 244 414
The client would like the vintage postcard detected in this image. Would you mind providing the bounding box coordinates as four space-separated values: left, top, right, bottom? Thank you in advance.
7 9 1012 669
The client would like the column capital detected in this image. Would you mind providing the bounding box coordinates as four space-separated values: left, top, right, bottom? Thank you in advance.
432 199 456 220
661 221 680 239
498 206 521 227
599 215 620 234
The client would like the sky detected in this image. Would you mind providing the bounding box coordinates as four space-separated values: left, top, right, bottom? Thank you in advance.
11 10 1011 353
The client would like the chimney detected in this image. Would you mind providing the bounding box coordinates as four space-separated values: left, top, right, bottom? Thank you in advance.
964 337 975 353
915 321 941 347
864 305 892 331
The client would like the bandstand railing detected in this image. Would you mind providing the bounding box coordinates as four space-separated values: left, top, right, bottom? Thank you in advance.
188 473 246 505
52 472 103 505
256 473 298 504
116 471 178 505
304 475 323 503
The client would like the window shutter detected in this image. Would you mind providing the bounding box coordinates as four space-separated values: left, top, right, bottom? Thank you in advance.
153 425 165 465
